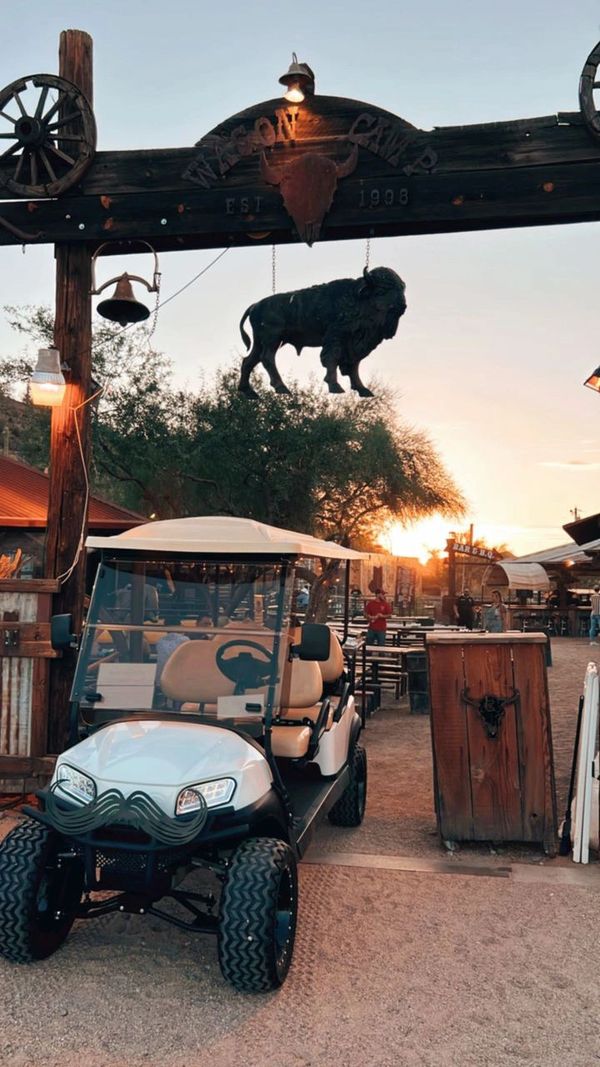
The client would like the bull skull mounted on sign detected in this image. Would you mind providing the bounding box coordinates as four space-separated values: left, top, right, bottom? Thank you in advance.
238 267 407 399
260 146 358 246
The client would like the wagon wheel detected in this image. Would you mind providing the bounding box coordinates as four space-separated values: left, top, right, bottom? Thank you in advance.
579 40 600 140
0 73 96 197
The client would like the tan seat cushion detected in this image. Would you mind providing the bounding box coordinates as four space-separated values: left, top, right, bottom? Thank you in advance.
319 629 345 683
280 657 323 708
270 725 311 759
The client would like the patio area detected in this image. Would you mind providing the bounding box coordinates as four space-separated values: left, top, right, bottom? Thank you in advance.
0 638 598 1067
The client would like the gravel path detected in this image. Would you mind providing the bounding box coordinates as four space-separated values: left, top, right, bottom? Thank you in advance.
0 638 598 1067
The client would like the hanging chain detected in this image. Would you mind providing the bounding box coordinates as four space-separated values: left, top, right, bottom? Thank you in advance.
147 275 162 341
365 236 371 270
272 244 277 294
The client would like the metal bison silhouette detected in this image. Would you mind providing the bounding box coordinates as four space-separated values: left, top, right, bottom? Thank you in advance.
238 266 407 398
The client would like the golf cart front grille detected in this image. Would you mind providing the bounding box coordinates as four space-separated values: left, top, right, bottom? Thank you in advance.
95 848 149 876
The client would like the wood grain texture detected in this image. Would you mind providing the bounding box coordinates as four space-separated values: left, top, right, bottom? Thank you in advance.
463 644 522 842
46 30 93 754
427 643 473 841
1 96 600 249
512 642 557 852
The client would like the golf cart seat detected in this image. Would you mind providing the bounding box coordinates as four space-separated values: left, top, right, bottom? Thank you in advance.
271 658 331 759
160 638 263 704
318 629 345 685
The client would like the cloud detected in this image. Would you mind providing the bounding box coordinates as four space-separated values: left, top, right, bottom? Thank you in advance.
539 460 600 470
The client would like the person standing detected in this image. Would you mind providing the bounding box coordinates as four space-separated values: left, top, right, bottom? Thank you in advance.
365 588 391 646
455 589 475 629
589 585 600 644
483 589 507 633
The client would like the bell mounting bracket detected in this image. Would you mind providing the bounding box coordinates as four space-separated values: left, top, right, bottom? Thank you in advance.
90 239 161 296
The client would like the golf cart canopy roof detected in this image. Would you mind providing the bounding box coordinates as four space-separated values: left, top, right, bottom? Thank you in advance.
86 515 367 560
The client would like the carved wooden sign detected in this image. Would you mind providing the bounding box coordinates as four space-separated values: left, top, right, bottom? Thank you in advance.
1 36 600 252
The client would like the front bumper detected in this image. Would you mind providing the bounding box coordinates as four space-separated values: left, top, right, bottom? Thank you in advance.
23 787 287 892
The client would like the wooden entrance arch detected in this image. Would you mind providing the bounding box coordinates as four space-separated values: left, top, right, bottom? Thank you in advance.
2 29 600 748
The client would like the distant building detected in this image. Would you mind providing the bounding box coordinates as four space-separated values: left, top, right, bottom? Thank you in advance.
0 454 145 577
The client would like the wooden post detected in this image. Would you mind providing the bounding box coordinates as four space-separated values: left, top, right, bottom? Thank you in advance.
46 30 93 753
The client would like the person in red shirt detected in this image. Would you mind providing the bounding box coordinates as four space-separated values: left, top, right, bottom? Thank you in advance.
365 588 392 645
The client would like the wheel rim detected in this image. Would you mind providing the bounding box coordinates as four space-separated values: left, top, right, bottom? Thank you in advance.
273 865 295 976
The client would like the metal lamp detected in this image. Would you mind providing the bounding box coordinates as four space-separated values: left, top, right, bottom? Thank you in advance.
29 348 66 407
278 53 315 103
584 365 600 392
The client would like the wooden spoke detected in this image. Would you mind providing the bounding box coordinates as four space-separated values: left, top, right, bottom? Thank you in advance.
34 85 49 119
0 133 17 139
12 91 27 118
46 110 80 130
13 150 26 183
50 134 85 143
30 150 38 186
0 110 17 124
47 143 75 166
38 147 57 182
0 141 19 160
41 97 62 125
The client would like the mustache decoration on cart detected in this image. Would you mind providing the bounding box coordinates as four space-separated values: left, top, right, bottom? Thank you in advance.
46 785 208 845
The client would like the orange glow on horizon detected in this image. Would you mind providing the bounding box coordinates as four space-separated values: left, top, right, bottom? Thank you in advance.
377 516 454 565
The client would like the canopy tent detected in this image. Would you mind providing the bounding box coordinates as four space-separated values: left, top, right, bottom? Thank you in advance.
87 515 367 560
506 543 593 566
484 561 550 591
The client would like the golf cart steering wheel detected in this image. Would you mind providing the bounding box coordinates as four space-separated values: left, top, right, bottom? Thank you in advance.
216 640 276 694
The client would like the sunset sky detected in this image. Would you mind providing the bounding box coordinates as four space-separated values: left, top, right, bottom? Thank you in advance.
1 1 599 558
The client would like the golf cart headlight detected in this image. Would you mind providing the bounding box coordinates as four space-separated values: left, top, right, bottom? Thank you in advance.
176 778 236 814
55 763 96 805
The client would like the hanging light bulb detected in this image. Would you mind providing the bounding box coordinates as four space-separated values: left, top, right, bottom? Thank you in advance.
29 348 66 407
278 53 315 103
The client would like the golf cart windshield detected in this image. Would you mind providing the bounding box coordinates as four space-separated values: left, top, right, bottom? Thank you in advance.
72 557 293 726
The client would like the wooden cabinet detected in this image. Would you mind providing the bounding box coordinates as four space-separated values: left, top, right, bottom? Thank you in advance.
427 633 557 853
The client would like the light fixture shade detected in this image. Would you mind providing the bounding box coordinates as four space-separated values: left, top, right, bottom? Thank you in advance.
584 365 600 392
30 348 66 407
278 53 315 102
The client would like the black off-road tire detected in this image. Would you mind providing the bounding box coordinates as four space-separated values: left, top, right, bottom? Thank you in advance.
328 743 367 827
218 837 298 993
0 818 83 962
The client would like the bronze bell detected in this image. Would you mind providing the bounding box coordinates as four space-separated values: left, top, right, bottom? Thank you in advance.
97 272 150 326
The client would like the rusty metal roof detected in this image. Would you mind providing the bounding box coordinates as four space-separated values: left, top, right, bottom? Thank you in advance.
0 455 145 530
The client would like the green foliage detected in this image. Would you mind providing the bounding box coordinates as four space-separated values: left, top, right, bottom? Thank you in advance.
0 305 465 543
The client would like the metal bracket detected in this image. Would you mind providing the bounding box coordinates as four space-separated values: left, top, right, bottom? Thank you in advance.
2 628 19 650
461 687 520 739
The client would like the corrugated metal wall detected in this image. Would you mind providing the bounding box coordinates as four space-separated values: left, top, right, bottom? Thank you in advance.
0 591 36 757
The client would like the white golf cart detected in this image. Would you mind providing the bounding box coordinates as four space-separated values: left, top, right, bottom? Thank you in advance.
0 517 367 992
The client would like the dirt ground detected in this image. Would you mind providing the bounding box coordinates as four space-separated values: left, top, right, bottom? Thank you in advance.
0 637 599 1067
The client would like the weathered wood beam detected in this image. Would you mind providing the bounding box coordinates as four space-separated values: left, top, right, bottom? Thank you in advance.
46 30 93 754
1 97 600 249
2 157 600 250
